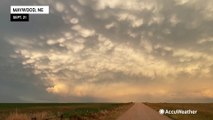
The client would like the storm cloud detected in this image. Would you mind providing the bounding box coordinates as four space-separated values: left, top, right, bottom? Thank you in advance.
0 0 213 102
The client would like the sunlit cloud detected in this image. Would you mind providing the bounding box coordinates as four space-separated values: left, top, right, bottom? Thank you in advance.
2 0 213 102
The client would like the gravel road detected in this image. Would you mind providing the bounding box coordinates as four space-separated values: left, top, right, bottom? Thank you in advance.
117 103 171 120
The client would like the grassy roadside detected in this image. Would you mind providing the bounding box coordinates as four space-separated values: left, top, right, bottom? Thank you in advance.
102 103 133 120
0 103 133 120
144 103 213 120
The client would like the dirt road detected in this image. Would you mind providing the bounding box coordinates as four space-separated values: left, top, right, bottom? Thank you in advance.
117 103 171 120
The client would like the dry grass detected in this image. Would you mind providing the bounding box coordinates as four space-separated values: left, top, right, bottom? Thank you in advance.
100 103 133 120
5 112 50 120
6 113 30 120
0 103 132 120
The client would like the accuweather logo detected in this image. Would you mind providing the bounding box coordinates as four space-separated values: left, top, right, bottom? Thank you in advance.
159 109 197 115
159 109 165 114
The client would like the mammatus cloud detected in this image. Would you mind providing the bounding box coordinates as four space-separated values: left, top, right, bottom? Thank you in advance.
1 0 213 102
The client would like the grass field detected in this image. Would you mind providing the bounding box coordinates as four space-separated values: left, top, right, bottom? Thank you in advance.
0 103 133 120
145 103 213 120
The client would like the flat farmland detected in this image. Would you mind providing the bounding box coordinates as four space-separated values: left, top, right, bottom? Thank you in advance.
0 103 133 120
145 103 213 120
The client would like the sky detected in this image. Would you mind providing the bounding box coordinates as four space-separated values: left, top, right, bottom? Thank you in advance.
0 0 213 103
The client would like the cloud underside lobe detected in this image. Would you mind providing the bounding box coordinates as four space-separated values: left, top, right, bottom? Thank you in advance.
3 0 213 102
